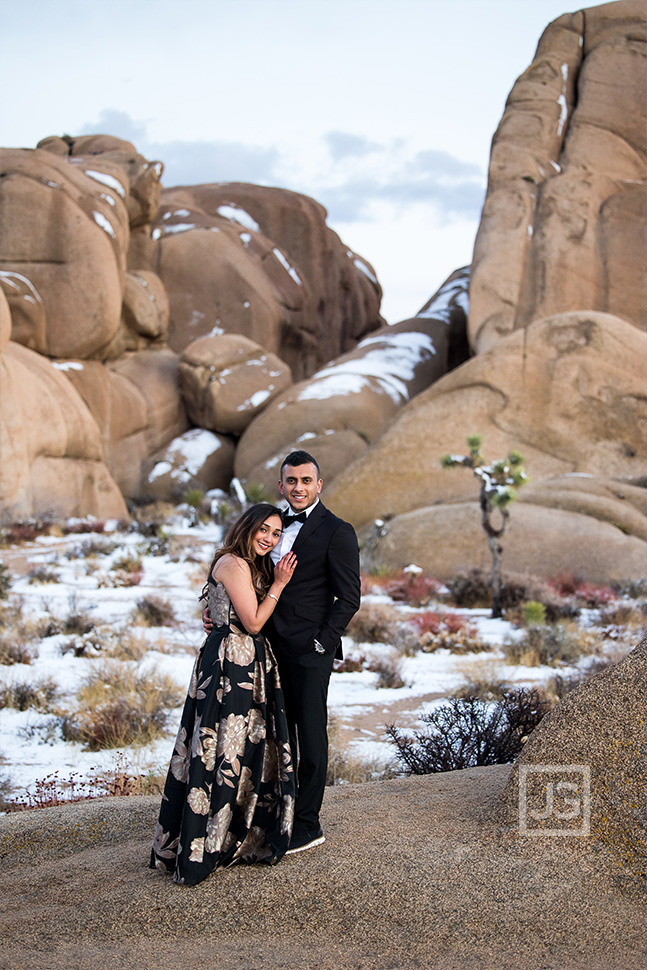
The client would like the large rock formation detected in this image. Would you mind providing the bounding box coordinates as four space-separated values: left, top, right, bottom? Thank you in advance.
0 135 383 519
325 309 647 579
1 2 645 584
323 2 647 582
0 342 127 520
234 268 470 493
469 0 647 353
139 182 384 381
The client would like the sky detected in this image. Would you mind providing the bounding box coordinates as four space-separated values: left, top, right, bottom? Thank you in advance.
0 0 608 323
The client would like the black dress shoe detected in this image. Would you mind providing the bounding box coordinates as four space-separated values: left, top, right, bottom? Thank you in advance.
285 826 325 855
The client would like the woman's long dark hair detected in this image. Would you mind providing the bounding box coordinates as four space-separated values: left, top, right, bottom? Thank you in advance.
200 503 284 602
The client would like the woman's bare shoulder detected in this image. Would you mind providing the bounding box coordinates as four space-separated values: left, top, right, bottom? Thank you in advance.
212 554 250 578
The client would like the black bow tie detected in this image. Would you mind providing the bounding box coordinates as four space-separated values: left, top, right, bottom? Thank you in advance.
283 511 307 526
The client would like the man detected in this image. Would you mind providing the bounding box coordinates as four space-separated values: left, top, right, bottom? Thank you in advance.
204 450 360 854
268 450 361 853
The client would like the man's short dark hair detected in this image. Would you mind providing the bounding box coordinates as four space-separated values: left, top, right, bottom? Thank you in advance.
280 450 320 477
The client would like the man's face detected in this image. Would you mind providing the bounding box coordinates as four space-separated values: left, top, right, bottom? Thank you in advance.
278 463 322 511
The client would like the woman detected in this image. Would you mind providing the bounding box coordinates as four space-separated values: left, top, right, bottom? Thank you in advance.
150 503 297 885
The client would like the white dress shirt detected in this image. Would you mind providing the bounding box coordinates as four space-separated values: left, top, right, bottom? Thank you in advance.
270 499 319 563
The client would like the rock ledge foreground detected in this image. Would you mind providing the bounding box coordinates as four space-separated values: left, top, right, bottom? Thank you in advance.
1 761 645 970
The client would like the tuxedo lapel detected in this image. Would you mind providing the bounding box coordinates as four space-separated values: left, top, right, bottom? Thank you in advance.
291 502 326 555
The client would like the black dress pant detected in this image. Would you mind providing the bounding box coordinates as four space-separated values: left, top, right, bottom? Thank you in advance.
277 651 335 832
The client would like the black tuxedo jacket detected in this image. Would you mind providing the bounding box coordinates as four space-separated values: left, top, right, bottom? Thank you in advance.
266 502 360 661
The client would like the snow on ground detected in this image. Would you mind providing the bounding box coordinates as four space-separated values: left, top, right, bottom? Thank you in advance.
0 521 619 802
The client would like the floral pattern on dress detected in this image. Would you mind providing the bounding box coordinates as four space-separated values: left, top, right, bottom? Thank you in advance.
150 576 295 886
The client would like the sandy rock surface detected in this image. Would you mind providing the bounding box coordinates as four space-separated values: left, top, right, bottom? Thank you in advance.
1 764 645 970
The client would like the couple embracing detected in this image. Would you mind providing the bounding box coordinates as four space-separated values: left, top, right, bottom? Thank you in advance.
150 450 361 885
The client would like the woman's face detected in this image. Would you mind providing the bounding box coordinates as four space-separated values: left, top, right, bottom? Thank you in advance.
252 514 283 557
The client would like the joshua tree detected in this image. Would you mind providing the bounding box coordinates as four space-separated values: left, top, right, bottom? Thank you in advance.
441 435 527 618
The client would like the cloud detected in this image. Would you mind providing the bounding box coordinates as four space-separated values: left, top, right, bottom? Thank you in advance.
80 109 282 187
78 109 484 224
318 171 486 224
147 139 282 187
81 108 148 144
316 140 485 224
325 130 382 161
406 148 482 179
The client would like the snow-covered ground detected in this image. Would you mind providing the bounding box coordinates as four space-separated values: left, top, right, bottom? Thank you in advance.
0 519 628 804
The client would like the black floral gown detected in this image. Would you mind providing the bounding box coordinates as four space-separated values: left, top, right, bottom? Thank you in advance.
150 577 295 885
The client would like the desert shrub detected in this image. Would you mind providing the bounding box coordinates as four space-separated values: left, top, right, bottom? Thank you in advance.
447 569 530 611
27 564 60 584
446 569 493 608
60 626 117 658
97 549 144 588
383 569 444 608
456 659 510 701
66 537 119 559
367 651 407 689
136 529 171 558
0 752 13 812
0 605 38 665
0 519 51 546
61 661 183 750
131 595 177 627
0 676 59 711
62 624 150 661
326 714 397 786
523 601 547 626
0 563 12 599
114 550 143 573
447 569 580 621
409 611 442 636
182 488 207 527
347 602 402 644
596 601 646 628
62 519 106 535
547 573 616 607
5 753 167 812
406 608 486 653
0 637 35 665
611 577 647 599
386 688 550 774
244 482 272 504
419 625 488 655
105 629 151 662
503 621 598 667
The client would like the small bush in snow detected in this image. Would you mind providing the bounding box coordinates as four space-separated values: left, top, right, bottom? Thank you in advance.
27 564 59 585
611 577 647 599
522 601 547 626
61 661 183 750
347 602 402 645
0 563 11 600
131 595 177 628
0 605 39 665
367 652 407 689
386 688 550 774
62 519 106 535
503 621 598 667
0 677 59 712
326 714 397 786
